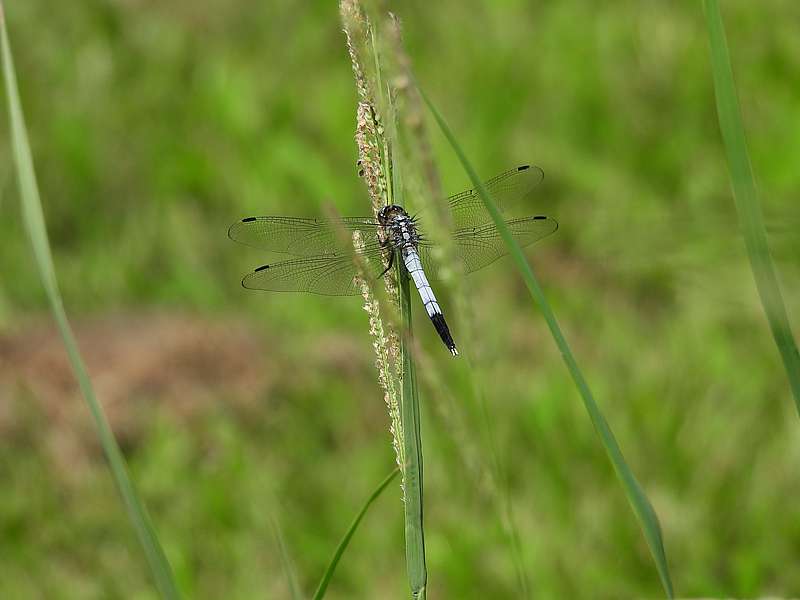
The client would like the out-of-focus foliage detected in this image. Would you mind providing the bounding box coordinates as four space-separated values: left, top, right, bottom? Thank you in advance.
1 1 798 598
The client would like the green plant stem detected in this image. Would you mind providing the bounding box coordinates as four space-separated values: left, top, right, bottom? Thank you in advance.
398 258 427 600
421 89 674 599
0 7 180 599
703 0 800 412
313 467 400 600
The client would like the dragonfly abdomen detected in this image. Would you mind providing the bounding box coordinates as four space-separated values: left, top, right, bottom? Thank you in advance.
402 247 458 357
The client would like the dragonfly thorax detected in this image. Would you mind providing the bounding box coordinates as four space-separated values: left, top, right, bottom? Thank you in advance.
377 204 419 251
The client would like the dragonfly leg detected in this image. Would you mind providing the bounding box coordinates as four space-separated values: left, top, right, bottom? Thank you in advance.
377 250 395 278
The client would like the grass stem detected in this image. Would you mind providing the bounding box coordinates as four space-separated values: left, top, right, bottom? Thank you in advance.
398 259 428 600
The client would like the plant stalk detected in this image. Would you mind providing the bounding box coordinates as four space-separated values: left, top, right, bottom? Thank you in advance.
398 256 427 600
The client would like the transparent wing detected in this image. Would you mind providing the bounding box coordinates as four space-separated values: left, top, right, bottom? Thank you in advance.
228 216 381 257
448 165 544 229
241 240 387 296
417 216 558 279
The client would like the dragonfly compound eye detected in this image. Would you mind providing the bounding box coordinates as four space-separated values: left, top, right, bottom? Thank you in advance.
377 205 395 224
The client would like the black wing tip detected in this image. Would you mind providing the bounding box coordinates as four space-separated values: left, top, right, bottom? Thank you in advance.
228 217 257 241
518 164 545 183
241 267 269 290
529 215 558 231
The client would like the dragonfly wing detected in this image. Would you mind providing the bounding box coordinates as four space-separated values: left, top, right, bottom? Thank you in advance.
228 216 381 257
448 165 544 229
453 215 557 273
241 241 387 296
417 215 558 278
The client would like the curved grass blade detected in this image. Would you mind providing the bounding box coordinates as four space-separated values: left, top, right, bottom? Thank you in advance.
703 0 800 412
398 260 428 600
313 467 400 600
420 89 675 598
0 7 181 599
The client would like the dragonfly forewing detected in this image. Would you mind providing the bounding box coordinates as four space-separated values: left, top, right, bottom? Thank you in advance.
228 216 381 257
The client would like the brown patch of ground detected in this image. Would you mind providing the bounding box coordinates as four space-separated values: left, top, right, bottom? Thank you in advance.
0 312 271 460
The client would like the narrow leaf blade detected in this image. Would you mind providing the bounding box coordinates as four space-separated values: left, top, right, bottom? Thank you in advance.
313 467 400 600
421 89 675 598
0 7 180 599
703 0 800 411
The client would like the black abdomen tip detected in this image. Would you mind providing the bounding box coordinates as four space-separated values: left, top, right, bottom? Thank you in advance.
430 313 458 357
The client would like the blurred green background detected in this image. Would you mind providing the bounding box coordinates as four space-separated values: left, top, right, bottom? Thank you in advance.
1 1 799 598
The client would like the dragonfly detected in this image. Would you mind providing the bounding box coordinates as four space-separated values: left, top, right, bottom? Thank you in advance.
229 165 558 356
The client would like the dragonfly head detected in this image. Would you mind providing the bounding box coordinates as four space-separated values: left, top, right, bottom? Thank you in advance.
377 204 407 225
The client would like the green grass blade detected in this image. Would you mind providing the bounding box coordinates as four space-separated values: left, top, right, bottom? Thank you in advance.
703 0 800 411
398 260 428 600
271 515 303 600
421 90 675 598
313 467 400 600
0 7 181 599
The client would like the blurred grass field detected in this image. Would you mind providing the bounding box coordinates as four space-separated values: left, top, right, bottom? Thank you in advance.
1 0 799 598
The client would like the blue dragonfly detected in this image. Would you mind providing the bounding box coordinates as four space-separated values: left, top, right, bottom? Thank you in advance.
229 165 558 356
